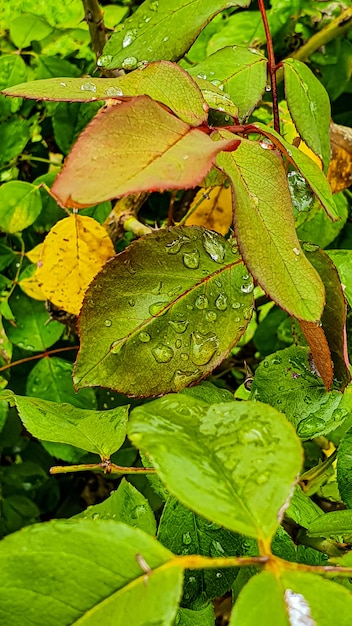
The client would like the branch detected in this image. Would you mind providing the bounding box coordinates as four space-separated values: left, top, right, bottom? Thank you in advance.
50 461 156 475
290 7 352 62
258 0 280 133
82 0 108 60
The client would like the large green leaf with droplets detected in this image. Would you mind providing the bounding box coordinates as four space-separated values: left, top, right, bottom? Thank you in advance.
98 0 251 71
128 394 302 541
0 519 183 626
74 226 254 397
216 138 325 322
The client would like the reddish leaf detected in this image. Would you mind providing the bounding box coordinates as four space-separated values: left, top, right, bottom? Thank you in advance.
51 96 239 208
298 321 333 390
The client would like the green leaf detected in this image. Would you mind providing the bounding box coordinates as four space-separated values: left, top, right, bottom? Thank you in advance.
337 428 352 508
176 604 215 626
283 58 331 167
327 250 352 308
230 569 352 626
158 496 243 604
10 14 53 48
0 181 42 234
52 101 101 156
188 46 267 121
74 226 254 396
128 394 302 541
250 346 347 439
5 61 207 127
0 117 30 166
0 519 183 626
308 509 352 540
75 478 156 535
297 192 348 249
192 77 239 119
217 138 325 322
1 390 129 459
0 244 17 271
51 97 239 208
180 381 234 404
4 289 63 351
0 54 28 117
26 357 97 409
285 487 323 529
253 122 338 221
98 0 250 71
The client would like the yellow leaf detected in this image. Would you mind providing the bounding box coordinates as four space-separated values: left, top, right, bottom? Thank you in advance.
26 243 43 264
280 102 323 169
20 273 47 301
327 122 352 194
36 215 115 315
184 185 233 235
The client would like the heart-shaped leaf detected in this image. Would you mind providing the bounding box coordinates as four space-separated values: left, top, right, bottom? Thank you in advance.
74 226 254 397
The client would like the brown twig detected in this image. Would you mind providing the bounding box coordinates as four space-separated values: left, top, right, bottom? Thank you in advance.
258 0 280 133
81 0 108 61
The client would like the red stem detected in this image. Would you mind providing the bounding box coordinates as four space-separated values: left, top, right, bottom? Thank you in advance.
258 0 280 134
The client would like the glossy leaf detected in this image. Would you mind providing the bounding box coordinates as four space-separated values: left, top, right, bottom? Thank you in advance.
283 58 331 167
75 478 156 535
176 605 215 626
4 61 207 127
0 519 183 626
230 569 352 626
3 289 63 351
188 46 267 120
337 428 352 508
74 226 254 397
302 245 350 390
158 496 243 603
184 185 233 235
308 510 352 540
128 394 302 541
253 123 338 221
51 96 239 208
99 0 251 71
250 346 346 439
326 250 352 309
25 357 97 410
36 215 115 315
0 182 42 234
217 138 325 322
193 77 239 118
0 390 128 459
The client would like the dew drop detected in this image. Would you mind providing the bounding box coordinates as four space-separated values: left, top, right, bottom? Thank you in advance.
205 310 217 321
240 283 254 294
292 247 301 256
215 293 228 311
163 36 169 42
104 319 112 327
195 294 208 310
180 353 189 361
139 331 151 343
122 29 137 48
97 54 113 67
151 281 163 295
297 416 326 438
60 82 66 87
183 532 192 545
123 259 136 274
81 82 96 93
105 86 124 97
168 319 189 333
197 72 207 80
265 84 271 92
110 340 124 355
243 306 252 320
122 56 138 70
167 285 182 297
128 298 135 307
183 251 200 269
190 330 219 365
216 572 223 578
166 235 190 254
232 301 241 309
175 339 182 348
149 301 168 317
202 231 226 263
150 0 159 10
173 368 200 387
152 343 174 363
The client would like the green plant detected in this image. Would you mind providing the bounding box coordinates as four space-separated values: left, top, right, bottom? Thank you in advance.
1 0 352 624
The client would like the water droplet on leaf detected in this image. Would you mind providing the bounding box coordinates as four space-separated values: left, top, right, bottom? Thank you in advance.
190 330 219 365
215 293 228 311
195 294 208 310
152 343 174 363
122 29 137 48
149 301 168 316
205 310 217 321
122 56 138 70
105 86 124 97
81 82 96 93
202 231 226 263
182 532 192 545
168 319 189 333
104 319 112 327
183 251 200 269
97 54 113 67
139 331 151 343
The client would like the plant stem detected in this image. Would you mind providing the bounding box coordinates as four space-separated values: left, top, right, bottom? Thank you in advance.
50 462 156 475
258 0 280 133
0 346 78 374
81 0 108 60
290 7 352 62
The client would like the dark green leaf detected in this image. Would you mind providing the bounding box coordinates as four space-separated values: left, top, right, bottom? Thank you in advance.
217 137 325 322
1 390 129 459
308 510 352 540
297 192 348 249
75 478 156 535
337 428 352 508
158 497 243 604
0 519 183 626
0 118 30 166
327 249 352 309
52 101 101 156
74 227 253 397
99 0 250 71
128 394 302 541
283 58 331 167
250 346 347 439
0 182 42 233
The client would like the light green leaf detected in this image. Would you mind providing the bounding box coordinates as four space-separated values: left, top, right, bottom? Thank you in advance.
0 390 129 459
326 250 352 308
74 227 254 397
250 346 347 439
176 604 215 626
128 394 302 541
253 122 338 221
75 478 156 535
5 62 207 127
297 192 348 249
283 58 331 167
99 0 250 71
0 54 28 116
0 519 183 626
158 496 243 604
10 14 53 48
217 138 325 322
337 427 352 507
188 46 267 121
4 288 63 351
285 487 323 529
0 118 30 166
26 357 96 409
229 571 288 626
0 182 42 233
308 510 352 540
